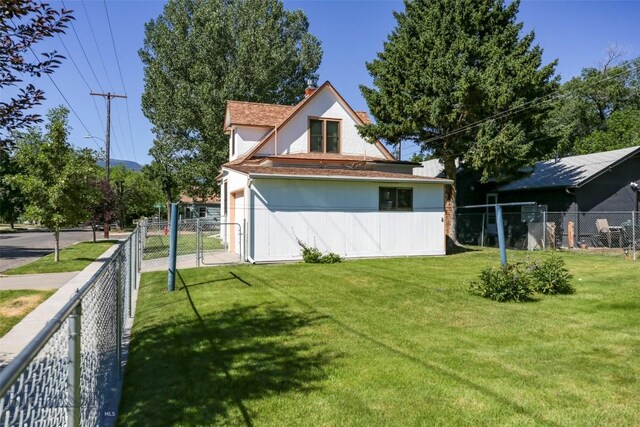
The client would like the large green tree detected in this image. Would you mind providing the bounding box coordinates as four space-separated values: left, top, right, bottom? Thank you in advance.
13 107 99 261
546 55 640 156
140 0 322 197
1 0 73 149
359 0 557 245
110 165 164 227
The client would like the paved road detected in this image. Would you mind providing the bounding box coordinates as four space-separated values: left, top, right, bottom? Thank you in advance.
0 230 96 273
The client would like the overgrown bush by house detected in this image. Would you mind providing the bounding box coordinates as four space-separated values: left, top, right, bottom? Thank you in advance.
469 262 533 302
530 255 574 294
297 239 342 264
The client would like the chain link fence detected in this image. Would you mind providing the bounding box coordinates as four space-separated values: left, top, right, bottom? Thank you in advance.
139 218 242 271
0 228 141 426
457 210 639 259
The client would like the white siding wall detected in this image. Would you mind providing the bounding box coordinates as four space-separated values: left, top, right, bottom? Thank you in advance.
230 126 271 161
257 89 387 158
249 178 446 262
220 170 249 252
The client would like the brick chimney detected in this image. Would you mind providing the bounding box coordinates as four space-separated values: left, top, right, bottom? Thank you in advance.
304 79 317 98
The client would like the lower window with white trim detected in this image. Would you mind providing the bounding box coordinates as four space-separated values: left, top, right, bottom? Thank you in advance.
379 187 413 211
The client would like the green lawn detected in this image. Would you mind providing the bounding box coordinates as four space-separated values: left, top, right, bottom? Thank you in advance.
0 290 56 337
3 241 117 275
143 233 225 260
119 249 640 426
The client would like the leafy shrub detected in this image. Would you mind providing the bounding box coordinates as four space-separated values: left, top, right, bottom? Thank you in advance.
300 243 323 263
297 239 342 264
320 252 342 264
469 262 533 302
530 255 574 294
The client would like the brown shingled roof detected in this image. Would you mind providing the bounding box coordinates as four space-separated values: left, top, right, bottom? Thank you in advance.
223 165 451 183
225 101 293 131
262 153 385 162
355 111 372 124
179 194 220 204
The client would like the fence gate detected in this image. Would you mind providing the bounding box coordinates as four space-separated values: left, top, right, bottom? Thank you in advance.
197 220 243 266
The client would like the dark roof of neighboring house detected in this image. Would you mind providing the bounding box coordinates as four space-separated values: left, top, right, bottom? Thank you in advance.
498 145 640 192
98 159 143 172
223 164 452 184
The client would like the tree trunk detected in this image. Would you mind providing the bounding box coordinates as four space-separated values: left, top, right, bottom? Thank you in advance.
443 155 459 252
54 230 60 262
91 222 97 243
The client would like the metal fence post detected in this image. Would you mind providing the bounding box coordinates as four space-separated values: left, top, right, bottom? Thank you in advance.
115 252 122 377
168 203 178 292
542 211 547 251
633 211 637 261
480 213 485 247
68 302 81 427
495 205 507 266
128 241 132 318
196 218 200 268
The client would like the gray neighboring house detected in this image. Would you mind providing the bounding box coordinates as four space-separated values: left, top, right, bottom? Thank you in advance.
178 195 221 220
496 145 640 213
414 146 640 248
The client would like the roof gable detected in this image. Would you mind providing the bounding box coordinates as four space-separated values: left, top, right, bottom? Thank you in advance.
236 81 394 161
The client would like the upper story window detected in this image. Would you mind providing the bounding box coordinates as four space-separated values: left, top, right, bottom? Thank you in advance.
309 118 340 153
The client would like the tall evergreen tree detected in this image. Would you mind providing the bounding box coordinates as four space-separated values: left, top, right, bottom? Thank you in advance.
359 0 557 246
140 0 322 198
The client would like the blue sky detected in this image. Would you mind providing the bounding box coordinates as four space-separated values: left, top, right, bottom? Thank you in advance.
13 0 640 164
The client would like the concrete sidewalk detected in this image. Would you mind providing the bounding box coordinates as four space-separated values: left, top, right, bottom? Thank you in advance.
0 272 79 290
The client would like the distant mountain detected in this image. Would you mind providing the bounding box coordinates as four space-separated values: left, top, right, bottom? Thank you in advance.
97 159 143 172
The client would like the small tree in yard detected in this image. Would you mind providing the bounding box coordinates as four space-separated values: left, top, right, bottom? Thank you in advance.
14 107 99 261
87 179 116 243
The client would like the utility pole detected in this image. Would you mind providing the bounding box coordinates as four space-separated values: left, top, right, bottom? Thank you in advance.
90 92 127 238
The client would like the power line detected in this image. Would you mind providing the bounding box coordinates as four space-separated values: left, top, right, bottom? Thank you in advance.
22 44 101 151
56 33 106 136
404 59 640 152
103 0 138 162
395 59 640 159
60 0 104 94
90 92 127 183
81 0 116 93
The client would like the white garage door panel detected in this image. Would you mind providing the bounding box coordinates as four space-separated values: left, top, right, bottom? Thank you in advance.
250 179 445 262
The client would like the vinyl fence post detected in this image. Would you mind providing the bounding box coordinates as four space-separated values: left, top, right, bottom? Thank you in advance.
68 302 82 427
495 205 507 266
168 203 179 292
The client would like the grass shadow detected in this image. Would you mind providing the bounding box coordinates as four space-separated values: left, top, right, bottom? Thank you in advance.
119 272 337 426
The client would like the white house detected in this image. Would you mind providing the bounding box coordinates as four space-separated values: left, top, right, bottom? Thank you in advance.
219 81 452 262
